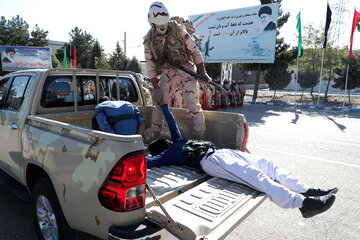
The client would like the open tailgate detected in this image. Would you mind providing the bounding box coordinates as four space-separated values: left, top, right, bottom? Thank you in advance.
146 166 267 240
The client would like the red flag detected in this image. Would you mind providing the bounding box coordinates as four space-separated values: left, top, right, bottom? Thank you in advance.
349 10 360 59
73 46 77 68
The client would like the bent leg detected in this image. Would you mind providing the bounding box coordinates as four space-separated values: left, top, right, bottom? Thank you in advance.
151 71 176 132
179 71 205 132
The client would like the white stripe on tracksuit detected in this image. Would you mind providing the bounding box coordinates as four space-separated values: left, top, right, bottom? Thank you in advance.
200 149 309 209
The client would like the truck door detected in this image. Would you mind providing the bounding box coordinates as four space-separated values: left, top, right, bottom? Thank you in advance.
0 75 33 182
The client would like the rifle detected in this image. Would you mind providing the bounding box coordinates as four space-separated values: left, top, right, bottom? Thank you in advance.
166 60 227 93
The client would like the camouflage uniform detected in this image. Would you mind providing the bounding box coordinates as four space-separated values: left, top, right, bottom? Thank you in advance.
174 88 183 108
230 83 237 108
205 87 213 110
144 20 205 132
239 81 246 107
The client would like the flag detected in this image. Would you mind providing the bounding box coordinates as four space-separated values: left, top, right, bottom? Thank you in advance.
73 46 77 68
349 10 360 59
323 3 332 49
63 48 67 68
296 12 302 57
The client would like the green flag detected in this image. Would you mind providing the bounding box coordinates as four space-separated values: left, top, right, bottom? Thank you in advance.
63 48 67 68
296 12 302 57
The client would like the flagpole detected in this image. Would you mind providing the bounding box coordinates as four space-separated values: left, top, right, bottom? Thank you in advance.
295 10 301 106
317 48 325 106
295 55 299 105
342 58 350 108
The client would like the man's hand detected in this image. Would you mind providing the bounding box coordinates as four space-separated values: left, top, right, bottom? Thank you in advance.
152 88 164 105
149 76 161 89
196 63 212 82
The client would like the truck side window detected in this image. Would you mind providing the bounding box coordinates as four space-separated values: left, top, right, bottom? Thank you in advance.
0 78 10 107
4 76 32 110
99 77 138 102
41 76 75 108
119 77 137 102
41 76 96 108
79 77 96 103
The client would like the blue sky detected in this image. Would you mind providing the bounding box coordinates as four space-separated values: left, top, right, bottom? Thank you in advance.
0 0 359 61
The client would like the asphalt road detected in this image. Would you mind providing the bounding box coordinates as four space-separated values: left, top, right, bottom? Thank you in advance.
1 104 359 239
224 104 360 240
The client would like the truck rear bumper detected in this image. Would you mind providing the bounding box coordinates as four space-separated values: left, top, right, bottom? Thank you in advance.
108 220 161 240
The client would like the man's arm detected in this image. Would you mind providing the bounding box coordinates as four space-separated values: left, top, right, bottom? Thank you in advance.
132 105 146 135
95 111 115 134
160 104 182 142
137 121 145 135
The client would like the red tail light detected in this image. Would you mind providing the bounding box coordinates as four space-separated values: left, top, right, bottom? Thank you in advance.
98 150 146 212
242 123 249 152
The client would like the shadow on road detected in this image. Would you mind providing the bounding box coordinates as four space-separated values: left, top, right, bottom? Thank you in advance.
222 104 360 127
322 112 346 132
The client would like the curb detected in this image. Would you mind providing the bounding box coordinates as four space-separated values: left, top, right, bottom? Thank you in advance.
246 101 360 113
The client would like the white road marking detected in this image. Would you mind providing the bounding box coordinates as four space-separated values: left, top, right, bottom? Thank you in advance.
252 146 360 169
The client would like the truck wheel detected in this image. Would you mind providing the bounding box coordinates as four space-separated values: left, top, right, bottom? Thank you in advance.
31 178 73 240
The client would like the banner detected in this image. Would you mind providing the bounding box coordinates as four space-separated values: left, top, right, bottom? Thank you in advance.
1 46 52 71
189 3 279 63
349 10 360 59
323 3 332 49
296 12 302 57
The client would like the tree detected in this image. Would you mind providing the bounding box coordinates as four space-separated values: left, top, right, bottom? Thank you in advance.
95 56 111 70
126 56 142 73
6 15 29 46
108 41 127 70
69 27 94 68
90 40 110 69
333 57 360 106
89 40 102 69
29 24 49 47
51 54 61 68
298 67 319 100
322 44 348 100
55 43 71 68
264 63 291 98
205 63 221 79
0 16 7 45
300 23 323 95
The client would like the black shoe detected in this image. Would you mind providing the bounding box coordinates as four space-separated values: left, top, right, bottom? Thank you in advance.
301 187 338 197
299 194 336 218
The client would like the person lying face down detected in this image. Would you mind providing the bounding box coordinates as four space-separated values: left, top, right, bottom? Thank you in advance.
93 96 145 135
147 103 337 218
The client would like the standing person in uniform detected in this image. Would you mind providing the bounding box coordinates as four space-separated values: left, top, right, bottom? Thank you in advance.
230 82 237 108
174 88 183 109
239 80 246 107
143 1 211 139
205 86 213 110
146 100 338 219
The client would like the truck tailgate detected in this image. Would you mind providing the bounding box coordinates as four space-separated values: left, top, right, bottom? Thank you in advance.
146 166 267 240
146 165 210 207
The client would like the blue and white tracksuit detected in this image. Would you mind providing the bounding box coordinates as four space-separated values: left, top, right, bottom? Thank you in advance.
94 100 145 135
147 104 309 209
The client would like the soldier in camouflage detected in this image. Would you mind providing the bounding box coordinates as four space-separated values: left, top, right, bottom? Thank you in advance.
143 1 211 138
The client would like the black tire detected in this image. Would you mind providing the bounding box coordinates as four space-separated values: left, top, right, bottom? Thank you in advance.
31 178 74 240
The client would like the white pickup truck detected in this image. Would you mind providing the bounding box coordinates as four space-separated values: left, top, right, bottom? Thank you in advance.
0 68 266 240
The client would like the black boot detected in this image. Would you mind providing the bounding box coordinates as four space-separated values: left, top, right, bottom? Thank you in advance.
301 187 338 197
299 194 336 218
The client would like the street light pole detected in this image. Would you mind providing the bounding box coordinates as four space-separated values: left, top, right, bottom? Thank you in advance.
123 31 127 56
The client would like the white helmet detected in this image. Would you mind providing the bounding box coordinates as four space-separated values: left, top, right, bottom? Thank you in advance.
148 2 170 25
